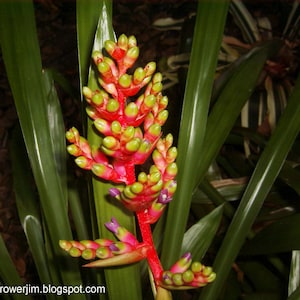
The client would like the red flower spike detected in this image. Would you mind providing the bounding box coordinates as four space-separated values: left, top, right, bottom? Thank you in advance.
63 34 215 293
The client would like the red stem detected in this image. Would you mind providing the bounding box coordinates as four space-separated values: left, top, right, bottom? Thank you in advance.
137 210 163 285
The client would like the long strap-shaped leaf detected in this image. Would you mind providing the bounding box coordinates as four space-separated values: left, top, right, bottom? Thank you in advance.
200 73 300 299
77 1 142 299
0 1 82 292
161 0 230 269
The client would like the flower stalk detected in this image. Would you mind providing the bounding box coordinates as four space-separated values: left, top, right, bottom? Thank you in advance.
61 34 215 293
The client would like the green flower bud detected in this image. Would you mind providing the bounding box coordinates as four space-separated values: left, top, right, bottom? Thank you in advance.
59 240 72 251
69 247 81 257
125 138 141 152
75 156 90 169
182 270 195 283
133 67 146 84
149 171 161 184
207 272 216 282
92 50 103 64
92 93 104 106
138 172 147 183
165 133 173 147
148 123 161 137
153 72 162 83
81 249 96 260
191 262 202 273
85 106 97 119
160 95 168 109
118 34 128 50
128 35 137 48
131 182 143 194
119 74 132 88
67 144 80 156
111 121 122 135
98 61 110 74
96 246 112 259
137 140 151 154
103 136 118 149
83 86 93 99
123 186 136 199
94 118 109 134
202 266 213 277
122 126 135 142
165 163 178 178
162 271 173 285
157 110 169 124
151 180 163 192
92 164 106 177
104 40 116 56
124 46 139 67
143 95 156 109
106 99 119 112
166 147 178 162
144 62 156 76
124 102 138 119
172 273 183 286
151 82 163 94
149 165 159 174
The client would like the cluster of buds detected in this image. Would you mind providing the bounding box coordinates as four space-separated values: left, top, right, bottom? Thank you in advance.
60 218 149 267
160 253 216 289
62 34 215 293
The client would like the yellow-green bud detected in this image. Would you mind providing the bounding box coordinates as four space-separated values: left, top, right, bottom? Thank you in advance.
75 156 89 169
123 126 135 141
160 96 169 108
138 172 147 183
144 95 156 109
128 35 137 48
104 40 116 56
119 74 132 88
157 110 169 124
106 99 119 112
153 72 162 83
131 182 143 194
111 121 122 135
149 171 161 184
191 262 202 273
92 93 104 106
182 270 194 283
125 102 138 118
94 119 109 134
144 62 156 76
172 273 183 286
151 82 163 94
133 67 146 84
202 266 213 277
148 124 161 137
125 46 139 61
98 61 110 74
103 136 118 149
83 86 93 99
125 138 141 152
118 34 128 50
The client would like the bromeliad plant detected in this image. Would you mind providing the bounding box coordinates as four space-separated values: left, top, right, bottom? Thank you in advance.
59 34 216 293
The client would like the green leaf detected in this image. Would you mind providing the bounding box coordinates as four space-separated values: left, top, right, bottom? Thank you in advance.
0 235 26 300
288 251 300 296
200 71 300 300
242 214 300 255
10 126 55 298
0 1 82 291
181 205 224 261
161 0 230 269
